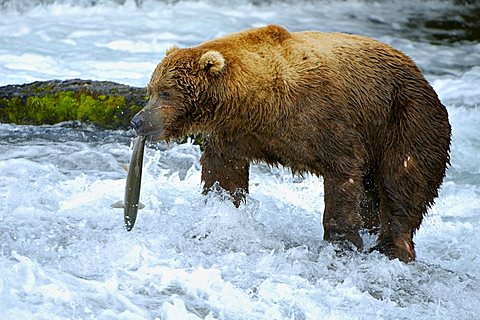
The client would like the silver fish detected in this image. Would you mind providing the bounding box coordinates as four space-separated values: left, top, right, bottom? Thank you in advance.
111 135 146 231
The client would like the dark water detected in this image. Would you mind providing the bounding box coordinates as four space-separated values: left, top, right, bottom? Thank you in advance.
1 0 479 42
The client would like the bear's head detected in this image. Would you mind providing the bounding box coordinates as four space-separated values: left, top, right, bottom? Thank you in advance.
131 47 226 140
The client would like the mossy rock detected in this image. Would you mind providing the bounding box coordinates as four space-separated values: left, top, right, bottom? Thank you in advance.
0 78 205 146
0 79 148 129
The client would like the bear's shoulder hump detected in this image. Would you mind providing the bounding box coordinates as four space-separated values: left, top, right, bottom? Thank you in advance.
261 24 291 43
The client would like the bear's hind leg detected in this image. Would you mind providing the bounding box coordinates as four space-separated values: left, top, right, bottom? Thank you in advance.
373 163 429 262
374 200 420 262
323 172 364 250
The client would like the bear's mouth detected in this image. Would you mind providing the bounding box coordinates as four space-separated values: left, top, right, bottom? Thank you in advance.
145 129 164 141
131 109 164 138
135 126 164 141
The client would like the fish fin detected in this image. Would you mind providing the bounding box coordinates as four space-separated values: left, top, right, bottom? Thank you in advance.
121 164 129 172
111 201 145 210
111 200 125 208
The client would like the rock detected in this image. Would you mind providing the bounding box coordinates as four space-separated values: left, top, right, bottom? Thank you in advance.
0 79 148 129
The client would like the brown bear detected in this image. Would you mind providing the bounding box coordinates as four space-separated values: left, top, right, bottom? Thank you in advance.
131 25 451 262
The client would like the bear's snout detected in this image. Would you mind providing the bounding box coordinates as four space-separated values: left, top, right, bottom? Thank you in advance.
131 107 164 138
131 110 144 133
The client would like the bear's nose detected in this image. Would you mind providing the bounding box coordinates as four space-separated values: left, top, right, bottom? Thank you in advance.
131 110 144 133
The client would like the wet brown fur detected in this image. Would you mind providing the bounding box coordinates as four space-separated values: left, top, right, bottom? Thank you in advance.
137 25 451 262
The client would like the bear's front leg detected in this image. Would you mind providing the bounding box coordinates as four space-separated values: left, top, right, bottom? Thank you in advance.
200 145 250 207
323 173 364 250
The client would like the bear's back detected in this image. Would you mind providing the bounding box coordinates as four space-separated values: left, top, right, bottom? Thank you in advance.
197 25 418 89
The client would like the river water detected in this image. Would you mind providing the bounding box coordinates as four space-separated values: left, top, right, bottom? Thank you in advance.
0 0 479 319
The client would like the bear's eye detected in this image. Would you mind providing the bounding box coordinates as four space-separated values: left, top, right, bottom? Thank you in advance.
159 91 171 99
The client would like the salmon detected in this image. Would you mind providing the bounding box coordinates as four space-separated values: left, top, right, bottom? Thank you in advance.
111 135 146 231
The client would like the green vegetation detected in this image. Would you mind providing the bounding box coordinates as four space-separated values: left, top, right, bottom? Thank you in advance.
0 89 144 129
0 79 205 145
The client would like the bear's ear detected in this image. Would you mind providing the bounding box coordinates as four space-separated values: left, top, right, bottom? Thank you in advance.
199 50 225 74
166 46 179 56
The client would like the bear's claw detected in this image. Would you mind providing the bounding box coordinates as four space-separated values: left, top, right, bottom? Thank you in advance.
371 237 416 263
